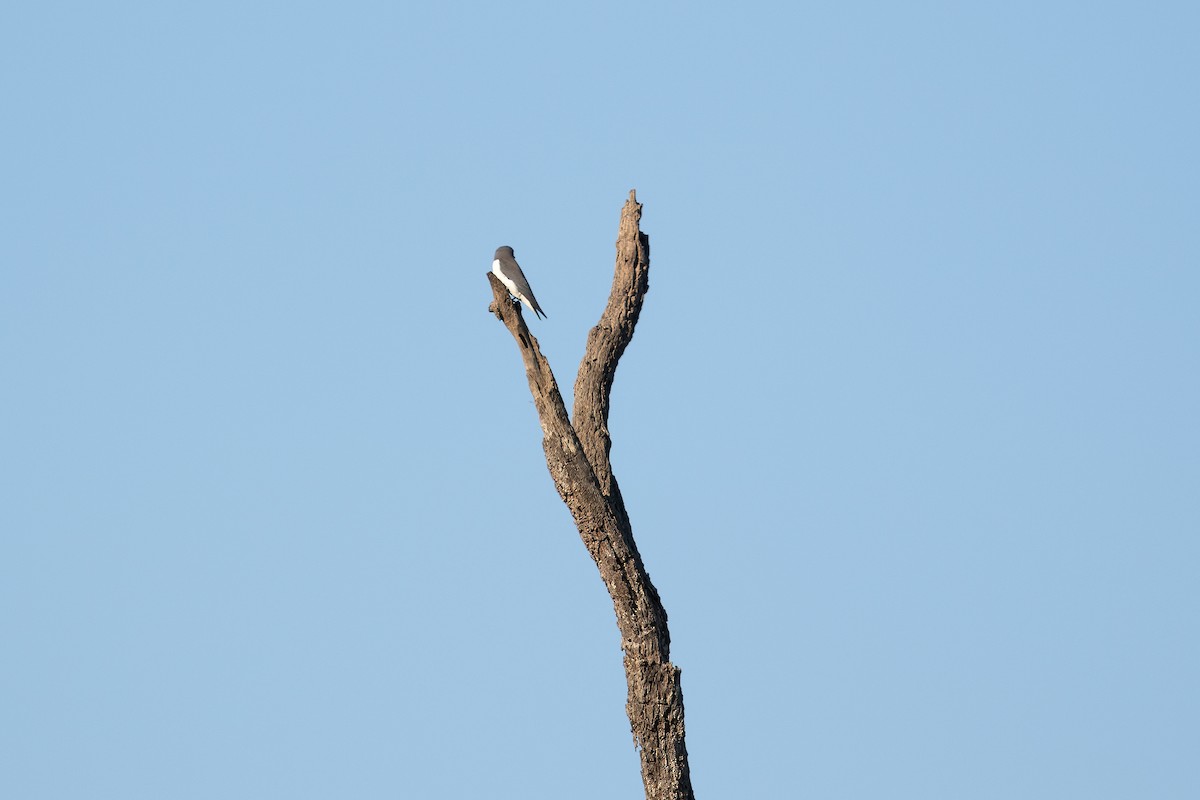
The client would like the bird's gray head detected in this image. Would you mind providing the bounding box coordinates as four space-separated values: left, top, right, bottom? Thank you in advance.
494 245 515 259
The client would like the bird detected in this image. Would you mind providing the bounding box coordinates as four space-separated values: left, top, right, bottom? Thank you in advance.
492 245 547 319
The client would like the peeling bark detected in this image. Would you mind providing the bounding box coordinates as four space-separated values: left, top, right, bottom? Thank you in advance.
486 191 694 800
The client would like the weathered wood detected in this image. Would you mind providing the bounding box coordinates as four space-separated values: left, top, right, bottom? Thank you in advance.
486 191 694 800
574 191 651 504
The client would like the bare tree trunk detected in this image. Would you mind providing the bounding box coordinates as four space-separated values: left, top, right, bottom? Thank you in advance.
487 191 695 800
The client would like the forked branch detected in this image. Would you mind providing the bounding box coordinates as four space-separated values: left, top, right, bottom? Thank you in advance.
486 191 694 800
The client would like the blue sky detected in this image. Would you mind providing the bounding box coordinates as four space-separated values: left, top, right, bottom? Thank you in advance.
3 2 1197 797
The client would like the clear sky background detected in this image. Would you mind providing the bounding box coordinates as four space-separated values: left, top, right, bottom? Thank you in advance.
3 2 1197 798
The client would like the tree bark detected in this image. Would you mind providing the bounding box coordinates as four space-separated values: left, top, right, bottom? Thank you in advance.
486 191 695 800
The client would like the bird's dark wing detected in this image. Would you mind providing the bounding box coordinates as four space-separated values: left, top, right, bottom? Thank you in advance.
498 255 546 318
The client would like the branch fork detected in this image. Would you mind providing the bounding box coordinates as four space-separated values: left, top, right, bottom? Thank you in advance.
487 191 694 800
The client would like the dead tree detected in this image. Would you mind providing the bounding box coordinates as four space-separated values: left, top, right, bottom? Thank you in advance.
486 191 695 800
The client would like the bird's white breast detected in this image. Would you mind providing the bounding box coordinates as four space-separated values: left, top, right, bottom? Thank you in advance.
492 259 519 295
